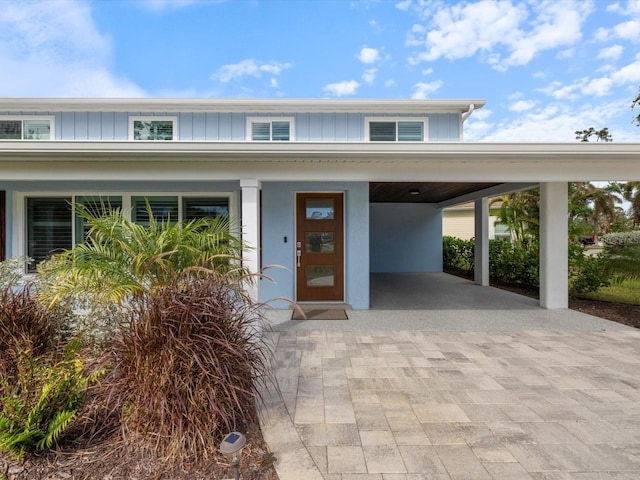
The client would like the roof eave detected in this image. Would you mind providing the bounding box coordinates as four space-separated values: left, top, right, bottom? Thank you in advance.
0 98 486 114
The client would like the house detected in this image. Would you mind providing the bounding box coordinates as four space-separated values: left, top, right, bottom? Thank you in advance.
1 98 639 310
442 201 509 241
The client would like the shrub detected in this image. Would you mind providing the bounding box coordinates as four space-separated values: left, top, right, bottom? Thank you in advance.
106 269 272 461
0 280 98 459
601 231 640 248
489 240 539 290
568 244 612 295
0 342 101 459
443 236 474 273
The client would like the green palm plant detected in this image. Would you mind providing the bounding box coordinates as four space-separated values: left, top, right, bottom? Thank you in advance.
37 202 249 308
621 181 640 228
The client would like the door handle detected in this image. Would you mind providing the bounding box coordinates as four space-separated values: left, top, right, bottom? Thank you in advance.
296 249 301 267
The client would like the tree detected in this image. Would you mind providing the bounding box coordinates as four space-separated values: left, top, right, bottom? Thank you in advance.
632 86 640 127
491 189 539 247
37 203 248 308
574 127 612 142
622 181 640 228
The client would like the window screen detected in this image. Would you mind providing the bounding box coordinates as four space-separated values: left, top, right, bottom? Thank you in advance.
133 120 174 140
132 196 179 224
369 121 396 141
398 121 424 141
74 196 123 243
252 122 271 141
27 197 72 271
183 198 229 221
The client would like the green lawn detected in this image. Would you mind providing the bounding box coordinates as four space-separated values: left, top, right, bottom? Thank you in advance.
581 278 640 305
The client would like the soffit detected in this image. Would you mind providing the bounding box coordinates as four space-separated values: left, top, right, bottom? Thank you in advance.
370 182 502 203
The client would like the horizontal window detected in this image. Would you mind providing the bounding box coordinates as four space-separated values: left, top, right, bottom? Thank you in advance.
366 117 427 142
247 117 294 141
0 117 53 140
23 194 231 270
130 117 177 140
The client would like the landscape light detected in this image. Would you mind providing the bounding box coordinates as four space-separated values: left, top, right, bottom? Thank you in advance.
220 431 246 480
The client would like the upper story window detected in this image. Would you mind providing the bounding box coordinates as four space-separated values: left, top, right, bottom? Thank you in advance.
129 117 177 141
247 117 294 141
365 117 427 142
0 117 54 140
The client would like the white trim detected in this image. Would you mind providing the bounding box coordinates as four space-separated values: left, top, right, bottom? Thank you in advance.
246 116 295 141
128 116 178 141
0 98 487 114
364 117 429 142
12 191 237 264
0 115 55 141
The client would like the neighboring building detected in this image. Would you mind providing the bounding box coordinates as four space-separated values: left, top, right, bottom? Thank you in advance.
1 98 639 310
442 201 510 241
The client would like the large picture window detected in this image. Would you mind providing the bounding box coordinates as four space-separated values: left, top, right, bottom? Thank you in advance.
22 193 232 271
0 117 53 140
365 117 427 142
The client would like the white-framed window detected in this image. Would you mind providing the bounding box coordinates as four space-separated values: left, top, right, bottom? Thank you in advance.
15 192 235 271
247 117 294 141
129 116 177 141
0 116 54 140
365 117 428 142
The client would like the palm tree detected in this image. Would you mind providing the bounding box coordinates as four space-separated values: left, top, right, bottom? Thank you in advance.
621 181 640 228
491 189 539 247
37 202 248 307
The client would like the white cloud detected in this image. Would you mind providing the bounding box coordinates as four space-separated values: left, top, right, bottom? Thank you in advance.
211 59 292 83
323 80 360 96
139 0 197 10
384 79 396 87
357 47 380 64
407 0 592 70
597 44 624 60
362 68 377 85
421 68 434 76
0 0 146 96
395 0 412 12
411 80 443 99
614 20 640 41
509 100 537 112
479 101 624 142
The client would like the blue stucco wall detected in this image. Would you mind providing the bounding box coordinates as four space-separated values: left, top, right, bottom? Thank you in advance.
369 203 443 273
260 181 370 309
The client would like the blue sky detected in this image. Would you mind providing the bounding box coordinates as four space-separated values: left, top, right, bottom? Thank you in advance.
1 0 639 142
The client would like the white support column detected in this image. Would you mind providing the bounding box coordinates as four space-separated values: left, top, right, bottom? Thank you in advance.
474 198 490 286
240 179 261 302
540 182 568 309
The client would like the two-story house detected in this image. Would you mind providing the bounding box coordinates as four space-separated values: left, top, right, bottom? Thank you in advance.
1 98 639 310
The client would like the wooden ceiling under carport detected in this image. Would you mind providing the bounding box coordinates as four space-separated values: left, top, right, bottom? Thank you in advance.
370 182 503 204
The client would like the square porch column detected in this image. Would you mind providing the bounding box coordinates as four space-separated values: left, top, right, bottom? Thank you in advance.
540 182 568 309
474 197 489 286
240 179 261 302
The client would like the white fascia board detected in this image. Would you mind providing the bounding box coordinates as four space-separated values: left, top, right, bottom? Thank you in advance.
1 140 639 161
0 98 486 114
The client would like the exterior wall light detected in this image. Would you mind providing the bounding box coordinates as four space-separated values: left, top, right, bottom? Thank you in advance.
220 431 247 480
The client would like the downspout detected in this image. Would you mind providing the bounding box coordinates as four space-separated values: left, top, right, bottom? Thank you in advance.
460 103 475 141
461 103 475 123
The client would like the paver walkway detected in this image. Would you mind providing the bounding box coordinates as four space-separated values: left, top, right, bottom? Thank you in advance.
262 328 640 480
258 275 640 479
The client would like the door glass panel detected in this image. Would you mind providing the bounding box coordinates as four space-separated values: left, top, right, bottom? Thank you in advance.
306 232 334 253
306 266 335 287
306 199 334 219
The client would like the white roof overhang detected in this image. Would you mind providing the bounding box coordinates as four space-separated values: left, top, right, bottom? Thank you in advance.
0 98 485 114
0 141 638 183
